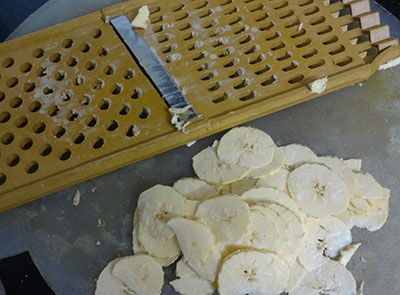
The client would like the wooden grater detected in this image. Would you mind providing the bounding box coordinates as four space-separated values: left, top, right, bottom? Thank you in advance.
0 0 399 212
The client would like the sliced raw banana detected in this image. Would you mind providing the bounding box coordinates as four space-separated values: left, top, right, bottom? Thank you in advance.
193 146 250 184
288 163 350 217
354 172 387 200
137 185 185 259
167 218 221 281
173 177 218 201
298 217 351 271
230 178 258 195
111 255 164 295
170 278 215 295
319 156 357 198
248 146 285 178
235 207 278 251
283 144 319 169
217 127 275 169
338 243 362 266
217 250 289 295
176 259 199 279
286 259 306 293
256 167 289 192
195 195 251 243
95 258 127 295
185 199 200 219
241 187 302 219
344 158 362 171
132 226 145 255
291 259 357 295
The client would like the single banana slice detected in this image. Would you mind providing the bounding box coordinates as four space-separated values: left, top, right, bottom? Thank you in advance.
354 172 387 200
248 146 285 178
343 158 362 172
256 167 289 192
319 156 357 198
335 198 389 232
298 217 351 271
132 226 145 255
235 207 278 251
286 259 306 292
338 243 362 266
111 255 164 295
185 199 200 219
172 259 215 295
95 258 128 295
173 177 218 201
241 187 302 219
193 147 250 184
195 195 251 243
137 185 185 259
291 259 357 295
217 127 275 169
167 218 221 281
288 163 350 217
230 178 258 195
217 250 289 295
283 144 319 169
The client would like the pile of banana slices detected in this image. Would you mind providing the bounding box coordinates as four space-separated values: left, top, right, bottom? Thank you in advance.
96 127 390 295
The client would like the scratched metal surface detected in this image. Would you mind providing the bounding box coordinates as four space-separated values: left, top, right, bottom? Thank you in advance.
1 1 400 295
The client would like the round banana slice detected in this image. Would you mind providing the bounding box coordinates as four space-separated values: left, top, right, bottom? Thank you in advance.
137 185 185 259
95 258 126 295
248 146 285 178
298 217 351 272
343 158 362 172
217 127 275 169
256 167 289 193
319 156 357 198
193 147 250 184
287 163 350 217
241 187 302 219
111 255 164 295
132 226 145 255
173 177 218 201
354 172 387 200
167 218 221 281
283 143 319 169
171 278 215 295
230 178 258 195
291 259 357 295
217 250 289 295
235 208 278 251
195 195 251 243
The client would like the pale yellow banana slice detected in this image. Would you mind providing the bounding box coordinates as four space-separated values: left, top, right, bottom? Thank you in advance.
230 178 258 195
111 255 164 295
338 243 362 266
241 187 302 219
173 177 218 201
137 185 185 259
184 199 200 219
235 208 278 251
343 158 362 171
193 147 250 184
217 250 289 295
288 163 349 217
319 156 357 198
176 259 199 279
298 217 351 271
167 218 221 281
283 144 319 169
195 195 251 243
95 258 127 295
256 167 289 192
217 127 275 169
248 146 285 178
354 172 387 200
132 226 145 255
291 259 357 295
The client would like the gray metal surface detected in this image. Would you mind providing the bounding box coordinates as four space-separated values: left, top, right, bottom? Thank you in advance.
110 15 195 113
1 1 400 295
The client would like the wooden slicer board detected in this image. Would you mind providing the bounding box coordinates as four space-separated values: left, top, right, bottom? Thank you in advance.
0 0 399 212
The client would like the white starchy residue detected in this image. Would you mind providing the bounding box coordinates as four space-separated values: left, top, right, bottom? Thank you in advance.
298 22 303 32
97 218 106 228
186 141 197 147
91 186 97 193
378 56 400 70
96 241 101 246
308 76 328 94
167 53 182 63
131 5 150 29
169 105 193 134
72 190 81 206
358 83 363 87
360 257 367 263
